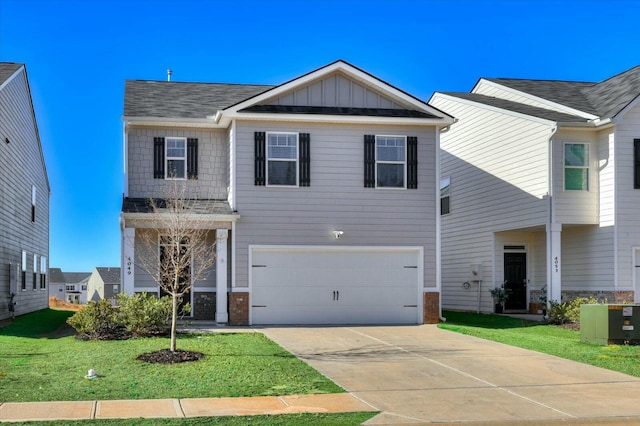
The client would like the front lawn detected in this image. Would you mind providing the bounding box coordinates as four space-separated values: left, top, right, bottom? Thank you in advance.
439 311 640 377
0 310 342 402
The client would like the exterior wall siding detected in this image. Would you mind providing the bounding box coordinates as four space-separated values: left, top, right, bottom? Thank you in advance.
0 68 49 320
127 127 229 199
265 72 402 109
233 120 438 292
431 95 551 312
561 225 615 290
474 81 574 114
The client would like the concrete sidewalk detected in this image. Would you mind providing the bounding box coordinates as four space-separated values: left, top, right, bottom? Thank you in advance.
0 393 376 422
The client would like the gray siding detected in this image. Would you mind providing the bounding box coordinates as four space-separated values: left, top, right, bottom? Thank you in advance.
0 67 49 319
127 127 229 199
263 72 403 109
233 121 438 290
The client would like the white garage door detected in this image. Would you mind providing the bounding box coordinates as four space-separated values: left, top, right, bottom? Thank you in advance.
250 246 422 325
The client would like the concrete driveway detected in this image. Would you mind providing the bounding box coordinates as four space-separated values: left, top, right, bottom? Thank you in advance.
261 325 640 425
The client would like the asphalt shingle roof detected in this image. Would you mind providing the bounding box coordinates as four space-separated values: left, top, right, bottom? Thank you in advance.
96 267 121 284
124 80 274 119
122 198 234 215
64 272 91 284
239 105 439 118
484 65 640 119
441 92 589 123
0 62 22 85
49 268 65 283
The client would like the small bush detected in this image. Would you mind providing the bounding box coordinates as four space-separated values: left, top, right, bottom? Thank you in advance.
66 299 119 339
547 297 600 324
117 292 172 336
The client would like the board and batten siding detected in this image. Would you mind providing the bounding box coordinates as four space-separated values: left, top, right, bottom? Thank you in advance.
233 121 438 290
613 102 640 291
551 129 599 224
262 72 403 110
127 127 229 200
0 67 49 320
431 94 552 312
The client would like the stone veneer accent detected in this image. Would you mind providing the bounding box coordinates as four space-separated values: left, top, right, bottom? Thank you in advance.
193 292 216 320
229 292 249 326
423 292 440 324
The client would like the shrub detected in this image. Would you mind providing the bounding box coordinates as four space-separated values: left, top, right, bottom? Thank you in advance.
66 299 119 339
547 297 601 324
116 292 172 336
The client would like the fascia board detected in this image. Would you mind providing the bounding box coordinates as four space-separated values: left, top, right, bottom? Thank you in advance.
475 79 599 120
122 212 240 227
223 61 449 119
432 92 559 127
123 116 223 129
221 111 454 127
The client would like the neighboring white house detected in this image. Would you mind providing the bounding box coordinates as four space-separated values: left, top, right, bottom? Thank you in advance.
430 64 640 313
48 268 90 304
87 267 121 302
0 63 50 320
121 60 454 325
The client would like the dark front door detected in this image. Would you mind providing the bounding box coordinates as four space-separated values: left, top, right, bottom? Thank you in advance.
504 252 527 310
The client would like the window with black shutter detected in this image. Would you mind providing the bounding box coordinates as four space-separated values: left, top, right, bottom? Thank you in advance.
299 133 310 187
365 134 417 189
153 137 165 179
187 138 198 179
635 139 640 189
364 135 376 187
407 136 418 189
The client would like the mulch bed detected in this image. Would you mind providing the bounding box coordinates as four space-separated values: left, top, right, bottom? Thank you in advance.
136 349 205 364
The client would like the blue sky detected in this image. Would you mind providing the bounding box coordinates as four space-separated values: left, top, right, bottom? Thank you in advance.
1 0 639 272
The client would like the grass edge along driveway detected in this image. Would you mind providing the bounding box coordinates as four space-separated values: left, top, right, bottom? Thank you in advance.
439 310 640 377
0 309 343 402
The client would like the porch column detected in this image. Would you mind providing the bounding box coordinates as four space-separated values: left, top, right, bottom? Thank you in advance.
216 229 229 323
546 223 562 304
122 227 135 295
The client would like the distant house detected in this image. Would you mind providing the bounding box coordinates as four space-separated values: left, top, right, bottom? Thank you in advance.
48 269 91 304
430 64 640 313
0 63 50 320
87 267 121 302
120 60 454 325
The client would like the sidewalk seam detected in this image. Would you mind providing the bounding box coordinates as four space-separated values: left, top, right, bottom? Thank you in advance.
175 398 186 418
277 396 290 408
91 400 97 419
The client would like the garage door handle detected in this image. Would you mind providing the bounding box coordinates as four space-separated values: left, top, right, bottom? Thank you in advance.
336 290 339 301
252 305 266 308
404 305 417 308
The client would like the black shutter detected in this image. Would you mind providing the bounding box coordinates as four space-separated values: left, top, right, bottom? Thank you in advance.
299 133 310 187
255 132 266 186
187 138 198 179
407 136 418 189
364 134 375 188
153 137 165 179
635 139 640 189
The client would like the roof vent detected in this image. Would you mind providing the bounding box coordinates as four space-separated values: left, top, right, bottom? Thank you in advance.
167 69 172 82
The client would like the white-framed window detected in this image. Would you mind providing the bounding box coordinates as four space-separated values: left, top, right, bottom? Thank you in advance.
66 285 75 292
376 135 406 188
564 143 589 191
166 137 187 179
81 284 87 291
39 256 47 289
21 250 27 290
113 285 119 293
267 132 298 186
32 254 37 290
440 176 451 215
31 185 36 222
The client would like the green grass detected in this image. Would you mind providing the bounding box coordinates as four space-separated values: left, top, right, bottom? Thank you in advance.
0 310 342 402
4 412 377 426
440 310 640 377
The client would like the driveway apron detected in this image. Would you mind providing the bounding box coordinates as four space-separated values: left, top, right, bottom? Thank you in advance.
261 325 640 425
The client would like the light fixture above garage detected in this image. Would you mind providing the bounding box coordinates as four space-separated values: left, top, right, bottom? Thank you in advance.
332 230 344 239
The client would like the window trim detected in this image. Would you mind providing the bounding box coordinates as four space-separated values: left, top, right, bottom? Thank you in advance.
39 256 47 289
266 132 299 187
165 137 187 180
21 250 27 291
563 142 589 191
440 176 451 215
375 135 407 189
31 185 36 223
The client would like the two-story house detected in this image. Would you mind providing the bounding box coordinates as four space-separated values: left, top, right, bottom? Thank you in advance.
87 267 121 302
48 268 91 304
430 65 640 313
121 60 454 325
0 63 50 320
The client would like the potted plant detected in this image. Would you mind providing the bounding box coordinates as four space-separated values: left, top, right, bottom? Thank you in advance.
489 286 509 313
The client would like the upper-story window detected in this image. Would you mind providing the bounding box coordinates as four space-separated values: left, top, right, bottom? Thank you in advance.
166 137 187 179
440 176 451 215
376 135 406 188
564 143 589 191
267 133 298 186
66 285 75 292
153 137 198 180
31 185 36 222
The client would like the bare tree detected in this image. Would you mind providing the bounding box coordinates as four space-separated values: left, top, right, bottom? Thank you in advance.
134 180 217 352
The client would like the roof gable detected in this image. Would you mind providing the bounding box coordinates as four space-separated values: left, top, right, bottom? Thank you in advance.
95 267 121 284
0 62 22 86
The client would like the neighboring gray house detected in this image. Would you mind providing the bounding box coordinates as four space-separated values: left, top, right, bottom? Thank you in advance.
87 267 121 302
0 63 50 320
121 60 454 325
49 268 91 304
430 64 640 313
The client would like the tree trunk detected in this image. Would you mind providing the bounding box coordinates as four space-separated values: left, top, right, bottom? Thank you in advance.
171 292 178 352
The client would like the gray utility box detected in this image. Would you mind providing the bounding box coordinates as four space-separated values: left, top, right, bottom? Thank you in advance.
580 304 640 345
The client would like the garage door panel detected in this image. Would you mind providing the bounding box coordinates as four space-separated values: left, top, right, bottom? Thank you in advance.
250 247 422 325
